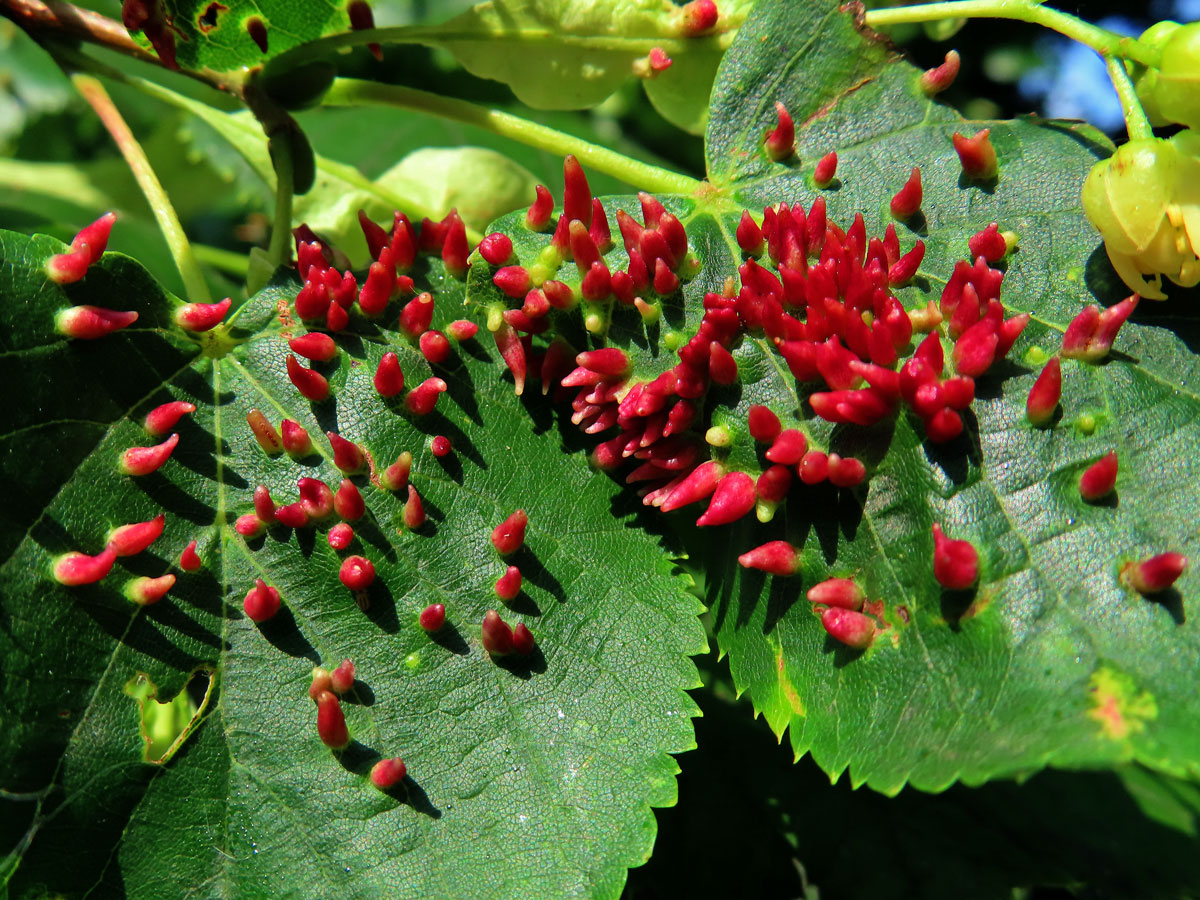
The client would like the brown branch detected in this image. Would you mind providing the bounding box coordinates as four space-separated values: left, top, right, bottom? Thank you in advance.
0 0 155 61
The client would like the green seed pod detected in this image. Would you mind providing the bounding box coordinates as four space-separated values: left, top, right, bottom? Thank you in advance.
1132 21 1182 127
1155 22 1200 130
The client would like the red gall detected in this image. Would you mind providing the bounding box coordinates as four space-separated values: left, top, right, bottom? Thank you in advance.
1121 553 1188 594
1079 451 1119 502
492 509 529 556
403 484 426 529
52 546 117 586
289 332 338 362
737 541 801 576
563 155 594 229
253 485 276 524
246 409 282 455
179 540 202 572
764 101 795 162
125 574 175 605
494 324 527 396
660 460 724 512
173 297 231 332
798 450 828 484
419 602 446 632
678 0 718 36
447 319 479 342
1026 357 1061 427
827 454 866 488
107 513 165 557
327 432 365 474
309 666 333 700
243 578 281 622
339 555 375 591
334 479 365 521
234 513 265 538
286 355 330 402
420 330 451 365
330 659 356 694
932 524 979 590
119 433 179 476
807 578 865 611
481 609 515 656
274 503 309 529
55 305 138 340
144 401 195 435
526 185 554 231
399 292 435 339
495 565 522 601
890 167 923 220
327 522 355 550
45 212 116 283
371 757 407 790
953 129 999 180
820 607 877 649
405 377 448 415
920 49 960 95
315 690 350 749
479 232 514 266
380 452 413 492
813 151 838 189
441 210 470 277
696 471 756 527
512 623 535 656
374 351 405 397
281 419 314 457
298 477 335 520
430 435 452 457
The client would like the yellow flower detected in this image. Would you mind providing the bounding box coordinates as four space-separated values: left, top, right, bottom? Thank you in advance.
1082 132 1200 299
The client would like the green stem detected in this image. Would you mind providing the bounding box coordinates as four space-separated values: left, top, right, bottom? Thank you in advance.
192 244 251 277
864 1 1159 67
1106 57 1154 140
266 134 294 269
323 79 705 196
70 73 212 302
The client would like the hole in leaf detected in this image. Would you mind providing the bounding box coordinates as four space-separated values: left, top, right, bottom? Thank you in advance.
124 668 215 764
197 2 227 33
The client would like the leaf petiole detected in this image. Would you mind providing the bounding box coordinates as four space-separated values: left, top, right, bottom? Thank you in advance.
863 0 1159 68
323 79 705 197
1105 57 1155 140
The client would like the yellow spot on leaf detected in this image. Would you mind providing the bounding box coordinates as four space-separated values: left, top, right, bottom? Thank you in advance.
775 644 805 717
1087 667 1157 740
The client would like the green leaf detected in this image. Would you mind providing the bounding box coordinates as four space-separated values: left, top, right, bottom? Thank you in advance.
153 0 351 75
428 0 753 134
461 0 1200 794
0 228 705 898
629 655 1200 900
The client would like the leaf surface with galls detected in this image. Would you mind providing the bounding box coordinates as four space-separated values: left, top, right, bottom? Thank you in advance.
464 0 1200 795
0 227 705 899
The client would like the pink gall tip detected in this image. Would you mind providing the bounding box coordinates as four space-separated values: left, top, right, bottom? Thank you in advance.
374 351 405 397
286 355 330 402
430 435 452 457
447 319 479 342
1080 451 1118 502
737 540 801 576
890 167 923 220
246 409 283 455
371 757 407 790
765 101 795 162
807 577 865 610
696 471 756 527
330 658 356 694
315 690 350 749
403 484 426 529
119 433 178 476
281 419 314 457
326 432 365 474
1122 553 1188 595
798 450 828 484
380 451 413 492
968 223 1007 262
52 546 117 586
339 555 375 592
334 479 365 521
512 622 535 656
813 151 838 188
144 401 195 435
920 49 960 95
678 0 718 35
244 578 281 622
820 607 877 649
289 332 338 362
495 565 522 601
253 485 276 524
405 377 447 416
328 522 355 550
563 155 594 229
765 429 807 466
493 323 527 396
736 210 765 256
491 509 528 556
125 573 175 605
932 524 979 590
441 211 470 277
179 539 202 571
827 454 866 488
173 297 231 332
107 513 165 557
420 602 446 632
953 129 998 180
55 305 138 339
482 609 515 656
1026 357 1061 427
309 666 332 700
